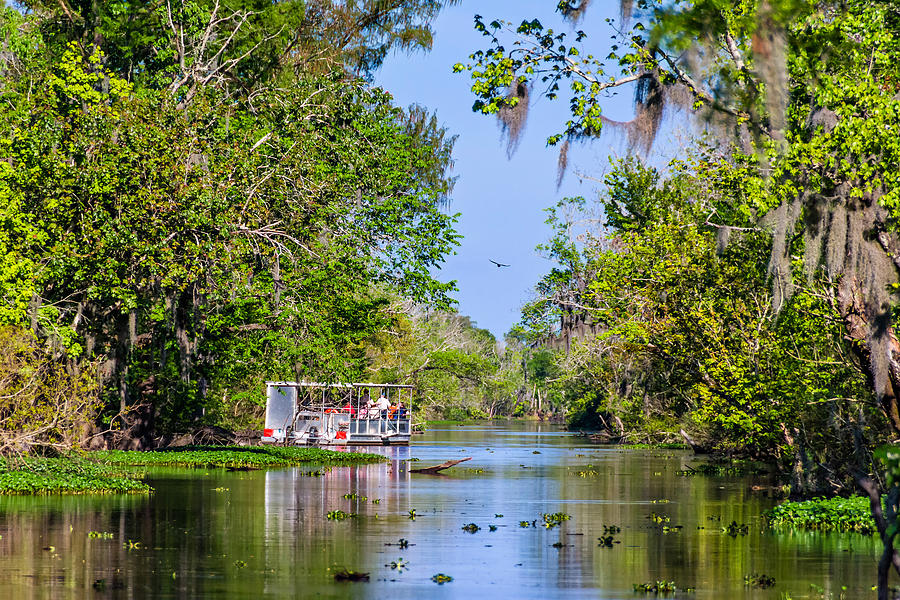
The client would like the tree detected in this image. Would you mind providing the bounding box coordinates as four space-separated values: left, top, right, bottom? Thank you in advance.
0 6 461 437
460 1 900 443
517 155 881 492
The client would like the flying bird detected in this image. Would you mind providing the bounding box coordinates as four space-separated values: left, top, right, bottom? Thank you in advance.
490 260 510 268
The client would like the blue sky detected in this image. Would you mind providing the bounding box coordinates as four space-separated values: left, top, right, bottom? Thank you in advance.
376 1 639 339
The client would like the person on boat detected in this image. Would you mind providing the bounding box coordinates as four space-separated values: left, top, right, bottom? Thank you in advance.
375 392 390 418
342 401 356 417
365 392 379 419
397 402 407 419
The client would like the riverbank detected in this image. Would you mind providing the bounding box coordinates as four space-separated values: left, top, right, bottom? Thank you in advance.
0 446 387 495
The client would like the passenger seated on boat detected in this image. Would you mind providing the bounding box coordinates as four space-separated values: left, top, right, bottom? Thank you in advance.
375 393 390 418
342 402 356 417
396 402 407 419
364 395 378 418
388 404 398 419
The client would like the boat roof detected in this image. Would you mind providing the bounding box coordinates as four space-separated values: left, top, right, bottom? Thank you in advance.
266 381 414 389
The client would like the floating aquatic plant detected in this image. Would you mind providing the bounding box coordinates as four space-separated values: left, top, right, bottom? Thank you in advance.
661 525 683 534
233 560 246 568
431 573 453 584
461 523 480 533
764 496 875 535
489 525 498 532
722 521 749 537
744 573 775 588
326 510 356 521
333 568 369 582
387 558 408 572
0 457 150 495
495 514 503 518
407 509 417 520
648 512 670 524
519 521 532 528
675 462 766 477
541 512 571 529
633 581 694 594
87 531 113 539
90 446 385 470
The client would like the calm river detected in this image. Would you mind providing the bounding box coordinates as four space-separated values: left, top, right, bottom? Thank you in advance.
0 423 881 598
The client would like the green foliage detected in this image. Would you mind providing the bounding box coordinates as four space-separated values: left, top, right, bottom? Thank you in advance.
765 496 876 535
88 446 386 469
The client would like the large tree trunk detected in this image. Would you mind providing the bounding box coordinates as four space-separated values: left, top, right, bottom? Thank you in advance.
174 289 195 384
836 276 900 433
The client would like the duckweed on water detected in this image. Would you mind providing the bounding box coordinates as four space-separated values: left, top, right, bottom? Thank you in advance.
89 446 386 469
764 496 875 535
0 457 149 495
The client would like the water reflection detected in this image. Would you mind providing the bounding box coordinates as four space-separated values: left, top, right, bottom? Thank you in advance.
0 423 884 599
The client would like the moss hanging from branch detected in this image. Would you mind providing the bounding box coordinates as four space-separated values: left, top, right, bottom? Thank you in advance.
498 80 529 158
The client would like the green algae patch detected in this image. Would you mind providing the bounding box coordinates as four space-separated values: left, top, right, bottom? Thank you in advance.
764 496 875 535
0 458 149 495
87 445 387 469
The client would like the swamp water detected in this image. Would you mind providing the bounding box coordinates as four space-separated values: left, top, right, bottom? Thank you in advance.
0 423 882 598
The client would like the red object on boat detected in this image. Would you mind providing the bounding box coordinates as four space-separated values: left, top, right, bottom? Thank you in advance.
335 431 347 440
263 428 274 437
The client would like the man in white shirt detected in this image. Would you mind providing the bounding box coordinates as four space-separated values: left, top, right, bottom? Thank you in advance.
374 392 390 418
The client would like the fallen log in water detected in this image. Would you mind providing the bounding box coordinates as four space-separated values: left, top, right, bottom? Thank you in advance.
410 457 472 474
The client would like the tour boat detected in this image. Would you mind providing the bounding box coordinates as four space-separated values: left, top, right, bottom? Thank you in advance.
261 381 414 446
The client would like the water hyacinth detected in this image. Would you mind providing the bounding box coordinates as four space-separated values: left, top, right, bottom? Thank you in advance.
0 457 149 495
88 446 385 469
764 496 875 535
